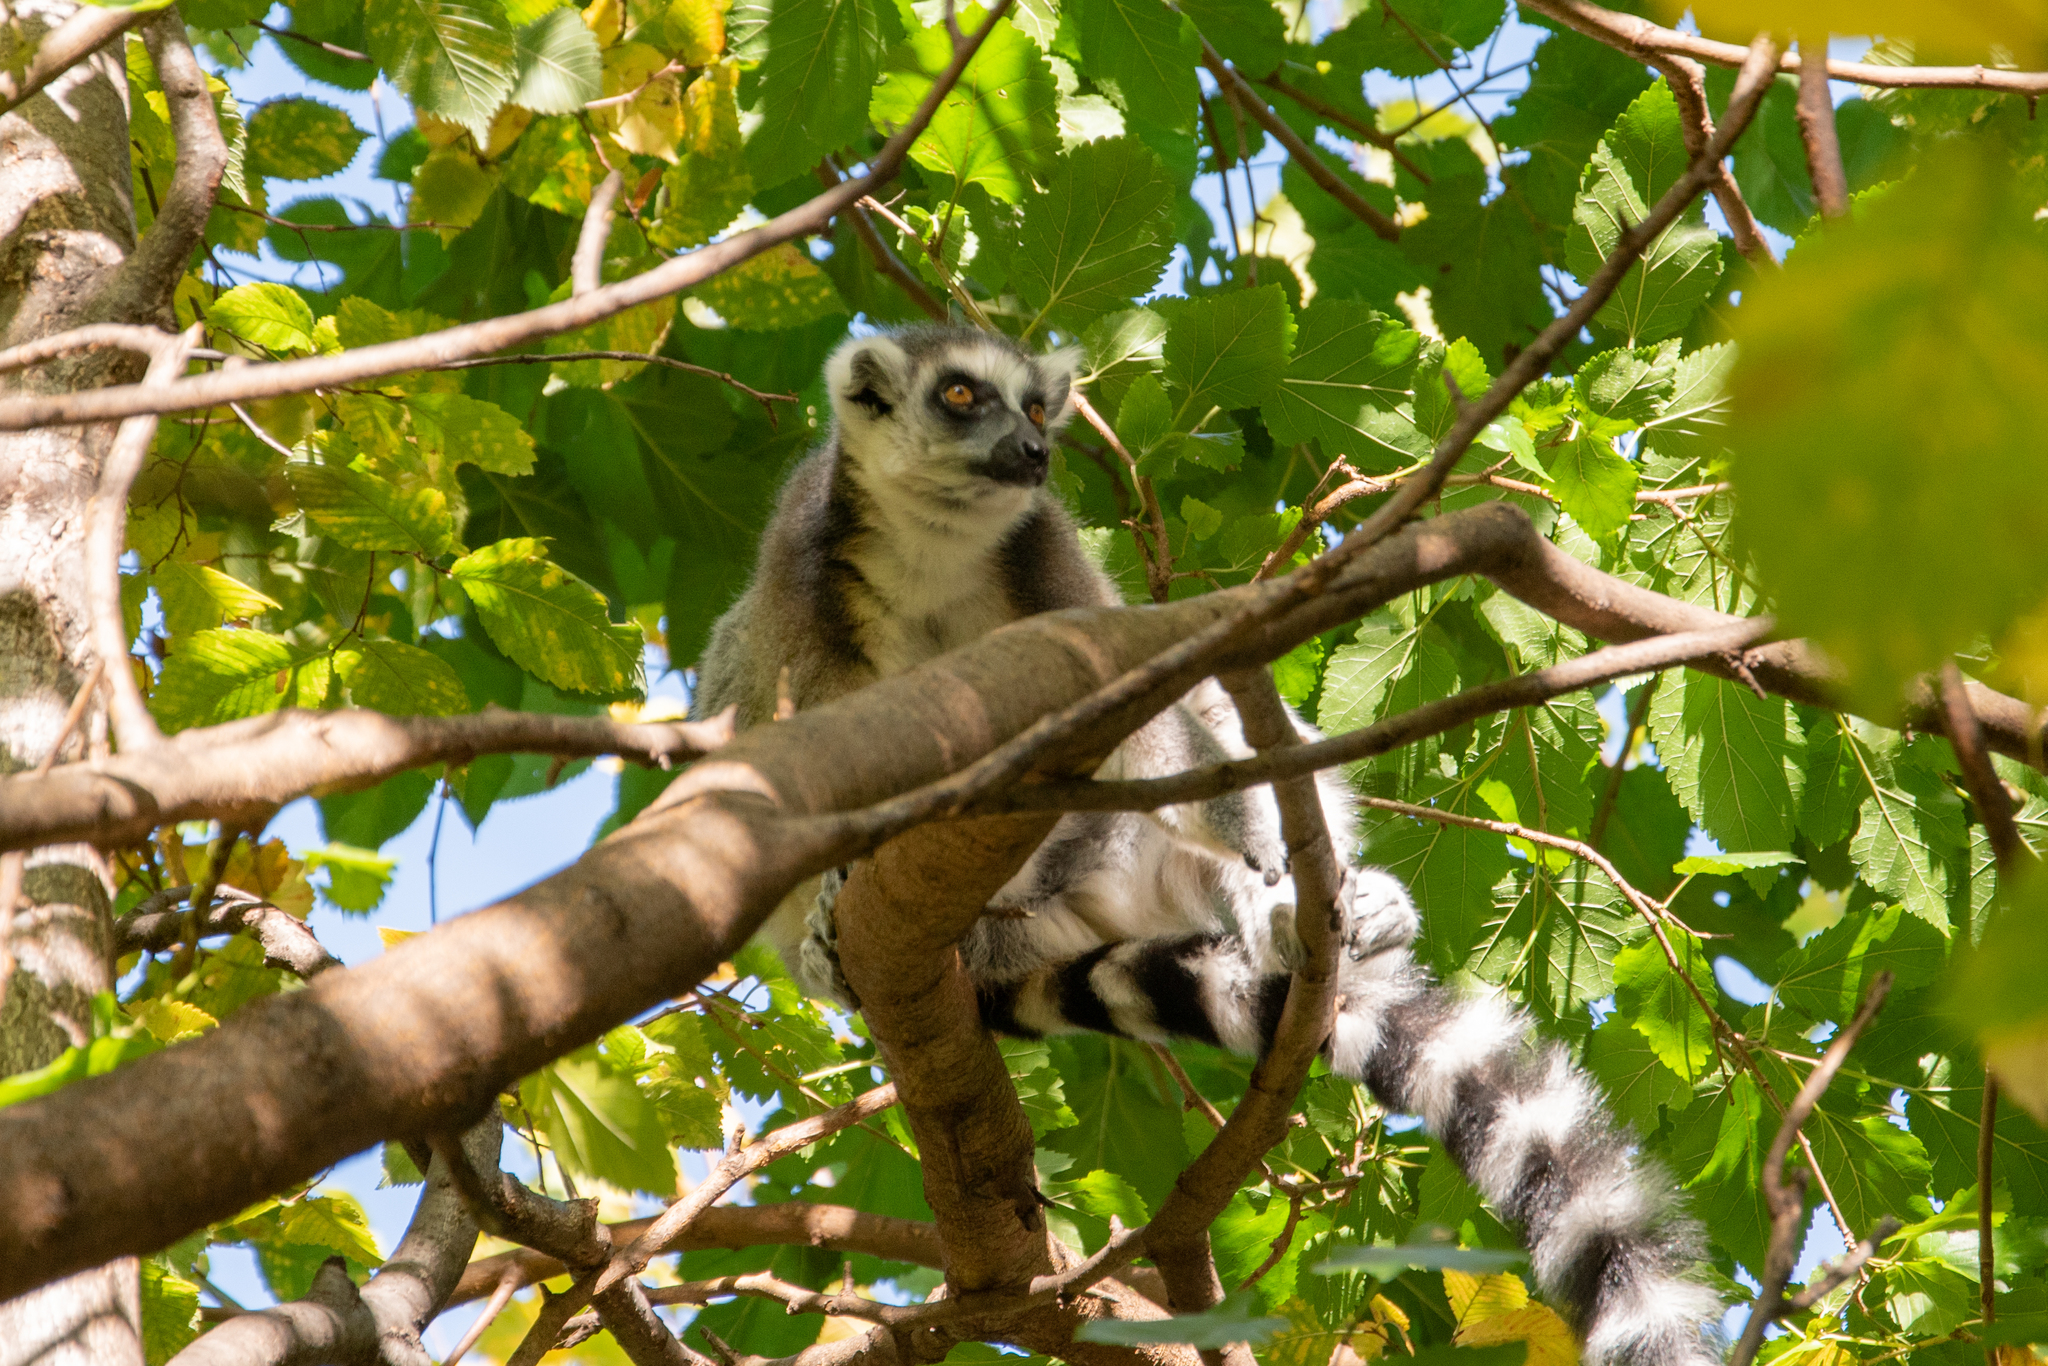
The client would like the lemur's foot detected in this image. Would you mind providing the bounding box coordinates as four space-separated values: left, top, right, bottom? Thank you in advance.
799 867 861 1010
1339 866 1421 962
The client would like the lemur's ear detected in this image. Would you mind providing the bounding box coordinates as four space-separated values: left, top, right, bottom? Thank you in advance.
825 335 910 419
1037 345 1085 429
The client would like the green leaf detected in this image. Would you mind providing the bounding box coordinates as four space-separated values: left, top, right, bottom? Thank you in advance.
1177 0 1284 79
510 7 602 113
738 0 895 185
411 392 538 476
1842 723 1968 931
275 1192 383 1266
1007 139 1174 333
1671 851 1798 877
1077 1290 1288 1348
451 538 644 695
1564 81 1723 346
304 841 397 913
151 562 281 639
140 1258 203 1366
209 282 317 354
1159 284 1293 418
1779 903 1946 1026
1265 302 1425 457
1585 1015 1689 1130
1573 345 1677 427
869 9 1059 204
367 0 518 140
522 1045 680 1195
245 98 367 180
288 461 460 556
1115 373 1172 456
1729 139 2048 714
1180 495 1222 542
152 629 332 731
1544 435 1637 541
337 639 471 715
1646 670 1804 855
692 242 848 331
1070 0 1198 134
1638 342 1734 464
1612 930 1715 1082
1313 1242 1524 1278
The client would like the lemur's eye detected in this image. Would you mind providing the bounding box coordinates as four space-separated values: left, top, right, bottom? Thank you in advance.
1028 403 1047 427
942 383 975 409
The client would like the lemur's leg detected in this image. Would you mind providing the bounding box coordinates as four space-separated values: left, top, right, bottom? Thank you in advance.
973 877 1717 1366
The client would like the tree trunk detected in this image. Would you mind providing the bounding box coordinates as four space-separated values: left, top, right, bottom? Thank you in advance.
0 2 150 1360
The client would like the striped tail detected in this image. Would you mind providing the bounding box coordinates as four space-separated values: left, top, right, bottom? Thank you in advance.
976 939 1720 1366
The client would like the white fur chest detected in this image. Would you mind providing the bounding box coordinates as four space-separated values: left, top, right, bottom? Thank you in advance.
841 503 1027 678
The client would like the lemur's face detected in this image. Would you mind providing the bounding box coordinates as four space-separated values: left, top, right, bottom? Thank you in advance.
825 329 1080 505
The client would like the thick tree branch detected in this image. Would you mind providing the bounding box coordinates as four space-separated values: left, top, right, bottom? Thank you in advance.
105 11 228 327
1518 0 2048 94
1794 39 1851 223
1201 40 1401 242
0 3 141 115
0 705 734 854
170 1118 499 1366
1729 974 1897 1366
0 1 1017 433
448 1203 946 1308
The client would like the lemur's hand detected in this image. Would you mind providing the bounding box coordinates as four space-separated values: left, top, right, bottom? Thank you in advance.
799 867 862 1010
1339 867 1421 962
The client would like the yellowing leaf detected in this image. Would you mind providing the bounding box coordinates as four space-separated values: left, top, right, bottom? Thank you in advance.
666 0 727 63
597 43 684 161
1670 1 2048 67
151 562 281 639
1445 1268 1530 1324
690 242 845 331
135 998 219 1043
1458 1302 1579 1366
1988 1026 2048 1128
379 926 423 948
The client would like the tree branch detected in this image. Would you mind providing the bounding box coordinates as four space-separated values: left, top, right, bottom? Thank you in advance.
0 0 1018 433
170 1117 499 1366
1728 973 1897 1366
116 884 341 978
434 352 797 420
0 704 734 854
447 1203 946 1307
1653 54 1774 267
572 171 625 297
817 162 948 323
1518 0 2048 94
1201 41 1401 242
0 3 142 115
105 11 229 327
1939 662 2031 876
1794 39 1850 223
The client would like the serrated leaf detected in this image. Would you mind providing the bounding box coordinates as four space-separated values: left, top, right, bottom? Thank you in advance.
1008 139 1174 333
1841 723 1967 931
691 243 846 331
1545 435 1637 541
1077 1289 1288 1348
1573 345 1677 426
1266 302 1425 457
1612 929 1715 1082
140 1258 203 1365
1160 284 1293 418
276 1192 383 1267
151 562 281 639
304 842 398 912
1647 670 1804 854
209 282 317 354
288 461 460 556
1115 372 1172 456
739 0 895 184
134 998 218 1044
246 98 367 180
510 7 602 112
870 9 1059 204
452 538 644 694
1070 0 1198 134
1779 903 1945 1027
1585 1015 1689 1130
152 630 332 732
525 1046 680 1194
1671 850 1798 877
338 639 471 716
367 0 518 140
411 392 537 475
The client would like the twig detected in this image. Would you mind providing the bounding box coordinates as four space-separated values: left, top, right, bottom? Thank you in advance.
443 1265 521 1366
106 16 229 325
437 352 798 422
217 201 453 232
856 195 993 329
116 883 341 979
229 402 298 461
1729 971 1896 1366
1151 1044 1228 1130
0 3 141 115
0 0 1020 432
644 1272 913 1324
573 171 625 297
256 22 369 63
1069 392 1172 602
1589 671 1658 849
1517 0 2048 94
1940 661 2030 876
85 327 200 751
986 622 1771 817
586 59 688 110
1794 38 1851 223
0 325 180 376
1204 42 1400 242
1652 54 1774 267
1256 76 1430 183
817 161 947 322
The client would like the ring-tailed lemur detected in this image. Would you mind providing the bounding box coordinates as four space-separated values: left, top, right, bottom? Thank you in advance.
692 325 1719 1366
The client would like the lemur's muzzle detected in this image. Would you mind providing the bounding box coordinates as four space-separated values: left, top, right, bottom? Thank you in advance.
979 411 1050 486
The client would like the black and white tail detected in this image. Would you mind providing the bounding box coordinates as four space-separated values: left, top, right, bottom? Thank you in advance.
978 931 1720 1366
